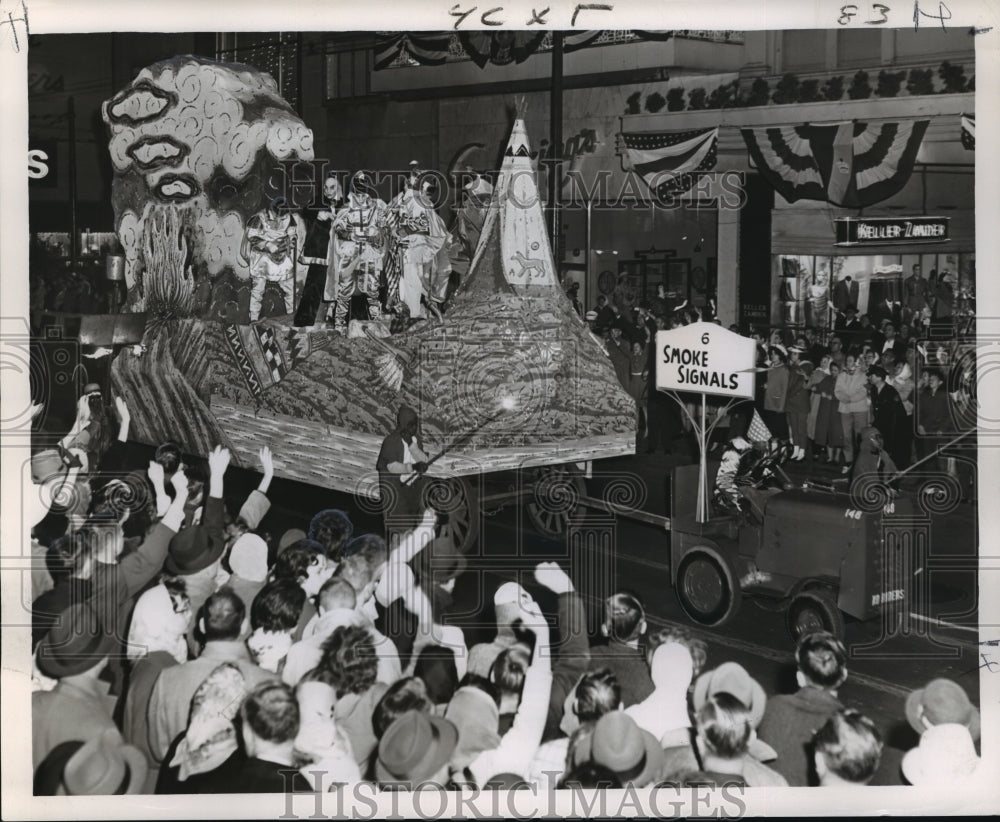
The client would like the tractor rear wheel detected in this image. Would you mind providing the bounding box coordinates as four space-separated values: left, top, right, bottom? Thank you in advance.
525 463 587 541
786 589 846 642
675 546 742 628
423 475 480 555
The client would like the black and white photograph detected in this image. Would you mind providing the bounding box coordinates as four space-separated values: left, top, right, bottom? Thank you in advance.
1 1 998 818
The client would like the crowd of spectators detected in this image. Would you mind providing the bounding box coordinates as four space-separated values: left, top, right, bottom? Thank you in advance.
572 273 973 488
27 390 982 795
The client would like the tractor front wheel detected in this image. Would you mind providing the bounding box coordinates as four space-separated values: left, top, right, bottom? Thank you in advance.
786 589 846 642
675 546 742 628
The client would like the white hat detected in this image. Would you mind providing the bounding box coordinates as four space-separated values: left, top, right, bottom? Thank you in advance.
229 533 268 582
902 723 982 785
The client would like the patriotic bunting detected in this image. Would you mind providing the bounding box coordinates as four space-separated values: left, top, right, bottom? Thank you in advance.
619 127 719 204
374 33 453 70
960 114 975 150
376 31 676 70
457 31 548 68
741 120 929 209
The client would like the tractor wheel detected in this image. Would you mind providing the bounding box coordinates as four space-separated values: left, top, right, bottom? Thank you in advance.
423 476 480 555
786 589 846 642
675 546 742 628
525 463 587 541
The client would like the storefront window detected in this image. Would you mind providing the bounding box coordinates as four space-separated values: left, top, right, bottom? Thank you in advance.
770 252 976 338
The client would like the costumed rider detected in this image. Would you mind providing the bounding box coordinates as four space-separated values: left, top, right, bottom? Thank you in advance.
849 425 898 495
243 196 306 323
386 163 453 323
376 405 432 540
331 170 390 329
294 172 344 327
713 436 783 520
714 436 754 511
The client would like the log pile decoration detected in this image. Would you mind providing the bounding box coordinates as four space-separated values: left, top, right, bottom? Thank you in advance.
102 56 314 324
108 71 635 498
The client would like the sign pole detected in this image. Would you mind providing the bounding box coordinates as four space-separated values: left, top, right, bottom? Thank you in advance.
697 393 707 522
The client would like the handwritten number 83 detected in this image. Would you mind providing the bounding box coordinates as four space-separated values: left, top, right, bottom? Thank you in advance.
838 3 890 24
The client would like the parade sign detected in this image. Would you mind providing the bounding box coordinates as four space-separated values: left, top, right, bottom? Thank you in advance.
655 322 756 399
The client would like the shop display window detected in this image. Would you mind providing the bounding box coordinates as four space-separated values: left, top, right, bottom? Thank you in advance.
770 252 976 337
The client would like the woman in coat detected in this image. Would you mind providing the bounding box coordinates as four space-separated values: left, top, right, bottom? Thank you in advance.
834 353 870 467
810 357 844 464
784 348 812 461
761 345 790 441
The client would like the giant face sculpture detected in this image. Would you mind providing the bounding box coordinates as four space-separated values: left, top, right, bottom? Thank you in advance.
102 55 314 322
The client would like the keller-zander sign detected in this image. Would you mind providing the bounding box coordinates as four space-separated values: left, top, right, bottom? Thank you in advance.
834 216 950 246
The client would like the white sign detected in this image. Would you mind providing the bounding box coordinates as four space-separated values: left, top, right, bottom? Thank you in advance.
655 322 757 400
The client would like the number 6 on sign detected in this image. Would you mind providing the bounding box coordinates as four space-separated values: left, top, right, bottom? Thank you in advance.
701 333 710 345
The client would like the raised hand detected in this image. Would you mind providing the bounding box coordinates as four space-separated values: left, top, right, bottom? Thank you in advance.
170 468 189 496
207 444 231 477
534 561 574 595
147 460 165 488
258 445 274 477
114 396 130 422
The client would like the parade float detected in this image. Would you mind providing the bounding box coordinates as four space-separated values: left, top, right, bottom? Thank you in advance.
104 56 636 552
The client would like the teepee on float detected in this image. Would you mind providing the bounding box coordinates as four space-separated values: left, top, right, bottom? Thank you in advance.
410 115 637 471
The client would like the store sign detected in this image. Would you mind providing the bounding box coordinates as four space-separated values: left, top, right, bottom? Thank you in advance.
835 216 949 246
28 139 57 188
655 322 756 400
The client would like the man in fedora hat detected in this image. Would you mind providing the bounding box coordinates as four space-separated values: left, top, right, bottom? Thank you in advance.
376 709 460 789
32 602 123 770
570 709 666 788
34 729 148 796
904 677 980 743
692 661 777 764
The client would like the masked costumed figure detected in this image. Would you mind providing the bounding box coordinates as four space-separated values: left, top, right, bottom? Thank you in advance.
294 173 344 327
243 197 306 322
386 166 453 321
331 171 390 328
454 172 493 266
376 405 431 539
